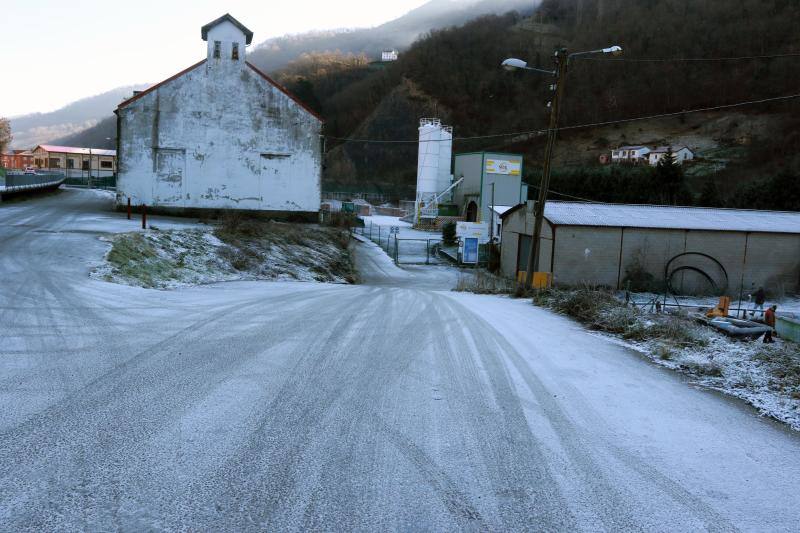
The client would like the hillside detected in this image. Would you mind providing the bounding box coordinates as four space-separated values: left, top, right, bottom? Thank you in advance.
247 0 534 71
21 0 531 151
302 0 800 207
9 85 145 149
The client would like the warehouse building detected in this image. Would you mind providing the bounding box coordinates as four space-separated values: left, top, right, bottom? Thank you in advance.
500 201 800 295
115 14 323 217
451 152 527 224
31 145 116 176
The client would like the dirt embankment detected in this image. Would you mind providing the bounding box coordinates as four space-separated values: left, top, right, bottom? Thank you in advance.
94 217 356 289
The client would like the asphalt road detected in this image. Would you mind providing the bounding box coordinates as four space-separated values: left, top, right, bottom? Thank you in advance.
1 189 799 531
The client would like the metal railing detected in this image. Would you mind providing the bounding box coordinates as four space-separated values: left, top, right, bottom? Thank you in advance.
352 222 444 265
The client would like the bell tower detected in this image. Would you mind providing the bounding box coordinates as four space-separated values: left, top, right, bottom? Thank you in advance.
201 13 253 64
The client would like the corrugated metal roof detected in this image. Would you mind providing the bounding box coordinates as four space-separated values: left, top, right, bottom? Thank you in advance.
544 201 800 234
36 145 116 157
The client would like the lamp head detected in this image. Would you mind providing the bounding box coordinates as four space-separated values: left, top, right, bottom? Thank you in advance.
603 45 623 56
501 58 528 71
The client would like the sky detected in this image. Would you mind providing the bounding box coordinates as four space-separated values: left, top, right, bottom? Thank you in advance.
0 0 432 117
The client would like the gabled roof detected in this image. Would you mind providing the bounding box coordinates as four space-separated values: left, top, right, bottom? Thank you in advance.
650 146 691 154
117 60 207 109
617 145 647 150
34 144 116 157
500 200 800 234
114 58 323 122
246 62 325 122
201 13 253 45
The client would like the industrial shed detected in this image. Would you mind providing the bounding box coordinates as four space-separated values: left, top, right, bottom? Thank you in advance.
500 201 800 295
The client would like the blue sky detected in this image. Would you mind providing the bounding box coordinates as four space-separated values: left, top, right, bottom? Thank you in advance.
0 0 431 117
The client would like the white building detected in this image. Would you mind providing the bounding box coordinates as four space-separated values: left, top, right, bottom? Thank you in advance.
115 14 324 217
381 49 399 62
611 146 650 163
648 146 695 166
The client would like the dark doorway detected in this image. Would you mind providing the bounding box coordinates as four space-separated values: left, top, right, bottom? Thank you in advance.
466 201 478 222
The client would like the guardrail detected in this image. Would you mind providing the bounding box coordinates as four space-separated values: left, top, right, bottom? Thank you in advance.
0 172 66 194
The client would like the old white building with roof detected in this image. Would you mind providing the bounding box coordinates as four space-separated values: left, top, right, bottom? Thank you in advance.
32 145 116 176
500 201 800 295
115 14 323 216
611 146 650 163
648 146 694 166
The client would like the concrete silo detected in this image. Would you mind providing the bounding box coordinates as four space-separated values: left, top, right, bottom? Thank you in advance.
415 118 453 224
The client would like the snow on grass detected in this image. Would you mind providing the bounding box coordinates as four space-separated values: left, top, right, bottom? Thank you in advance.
534 288 800 430
94 220 355 290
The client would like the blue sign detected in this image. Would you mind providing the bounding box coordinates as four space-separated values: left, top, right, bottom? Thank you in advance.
463 237 479 264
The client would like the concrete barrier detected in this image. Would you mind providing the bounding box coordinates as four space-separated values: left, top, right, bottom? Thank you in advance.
776 316 800 343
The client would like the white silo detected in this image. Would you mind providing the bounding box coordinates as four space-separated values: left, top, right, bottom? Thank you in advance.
437 125 453 197
415 118 442 223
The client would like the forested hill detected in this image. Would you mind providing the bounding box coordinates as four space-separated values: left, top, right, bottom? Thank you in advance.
277 0 800 206
247 0 534 71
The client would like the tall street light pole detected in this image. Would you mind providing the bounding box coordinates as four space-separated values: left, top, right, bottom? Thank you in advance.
502 45 622 291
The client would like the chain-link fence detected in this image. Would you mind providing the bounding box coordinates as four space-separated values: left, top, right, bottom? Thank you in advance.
352 222 445 265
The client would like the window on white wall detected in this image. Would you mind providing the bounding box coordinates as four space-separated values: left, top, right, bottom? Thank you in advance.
213 41 221 59
232 42 239 60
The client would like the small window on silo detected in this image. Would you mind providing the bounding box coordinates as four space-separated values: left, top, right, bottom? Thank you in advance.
232 42 240 60
213 41 221 59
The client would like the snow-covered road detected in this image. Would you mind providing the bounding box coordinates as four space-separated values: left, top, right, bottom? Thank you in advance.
1 189 799 531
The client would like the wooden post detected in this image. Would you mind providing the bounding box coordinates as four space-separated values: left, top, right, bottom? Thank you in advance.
142 204 147 229
127 197 131 220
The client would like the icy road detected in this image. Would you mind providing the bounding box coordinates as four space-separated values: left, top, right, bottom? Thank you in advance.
1 189 799 531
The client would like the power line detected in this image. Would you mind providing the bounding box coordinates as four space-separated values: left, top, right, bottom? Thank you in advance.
527 184 602 203
574 52 800 62
324 92 800 145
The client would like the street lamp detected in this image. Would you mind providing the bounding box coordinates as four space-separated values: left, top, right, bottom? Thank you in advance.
502 45 622 291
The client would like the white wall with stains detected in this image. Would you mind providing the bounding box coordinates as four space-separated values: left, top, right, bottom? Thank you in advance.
116 20 322 214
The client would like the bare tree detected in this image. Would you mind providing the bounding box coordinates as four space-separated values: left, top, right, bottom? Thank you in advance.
0 118 11 154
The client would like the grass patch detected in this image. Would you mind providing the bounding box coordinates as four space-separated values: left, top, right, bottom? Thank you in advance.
100 215 356 289
453 270 515 294
534 287 705 345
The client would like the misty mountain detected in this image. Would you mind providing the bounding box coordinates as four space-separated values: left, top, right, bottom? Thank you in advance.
9 85 146 149
248 0 535 72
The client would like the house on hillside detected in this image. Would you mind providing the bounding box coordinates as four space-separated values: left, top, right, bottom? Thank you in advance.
115 14 323 217
611 146 650 164
648 146 694 166
381 49 399 62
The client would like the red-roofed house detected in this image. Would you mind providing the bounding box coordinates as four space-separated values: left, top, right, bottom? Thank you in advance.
115 14 323 216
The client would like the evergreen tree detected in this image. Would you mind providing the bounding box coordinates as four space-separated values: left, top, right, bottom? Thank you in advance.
655 149 683 205
699 178 723 207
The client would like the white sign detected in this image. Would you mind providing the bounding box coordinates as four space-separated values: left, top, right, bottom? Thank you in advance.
390 226 400 234
485 158 521 176
456 222 489 244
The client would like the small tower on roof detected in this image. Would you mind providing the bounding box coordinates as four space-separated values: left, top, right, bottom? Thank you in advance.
201 13 254 63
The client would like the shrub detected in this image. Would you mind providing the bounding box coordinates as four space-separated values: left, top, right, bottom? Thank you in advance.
442 222 457 246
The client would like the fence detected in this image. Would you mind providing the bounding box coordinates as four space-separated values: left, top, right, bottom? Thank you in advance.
352 222 445 265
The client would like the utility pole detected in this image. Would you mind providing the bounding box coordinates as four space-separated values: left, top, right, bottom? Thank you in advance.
523 48 568 290
489 182 495 241
501 45 621 290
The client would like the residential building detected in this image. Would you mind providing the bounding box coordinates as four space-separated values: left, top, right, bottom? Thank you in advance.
1 150 34 169
381 49 399 62
500 201 800 294
115 13 323 217
648 146 694 166
611 146 650 163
